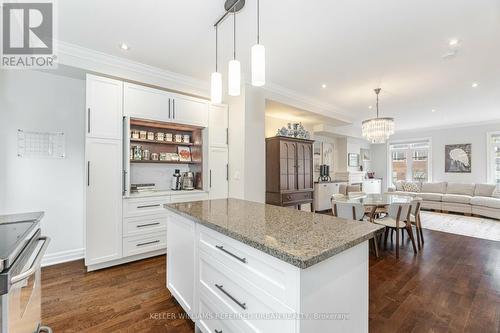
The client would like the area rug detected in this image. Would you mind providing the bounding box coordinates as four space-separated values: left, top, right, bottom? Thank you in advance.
420 211 500 242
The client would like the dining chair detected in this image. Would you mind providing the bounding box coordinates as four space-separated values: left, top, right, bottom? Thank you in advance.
373 203 417 259
409 198 423 249
332 201 379 258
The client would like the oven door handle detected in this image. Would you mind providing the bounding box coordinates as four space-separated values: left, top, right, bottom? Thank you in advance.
10 236 51 285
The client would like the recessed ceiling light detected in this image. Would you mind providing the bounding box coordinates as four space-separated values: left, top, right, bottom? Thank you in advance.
321 84 327 89
431 109 436 113
448 38 459 47
368 105 373 109
119 43 130 51
471 82 479 88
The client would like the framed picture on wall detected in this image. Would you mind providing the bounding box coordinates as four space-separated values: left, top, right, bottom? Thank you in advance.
445 143 471 173
348 153 359 167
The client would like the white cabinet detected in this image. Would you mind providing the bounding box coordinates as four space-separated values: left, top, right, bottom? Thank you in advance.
86 75 123 139
85 139 123 266
123 82 171 121
362 179 382 194
172 94 209 127
167 213 196 316
123 82 209 127
208 147 228 200
208 104 228 147
314 182 347 211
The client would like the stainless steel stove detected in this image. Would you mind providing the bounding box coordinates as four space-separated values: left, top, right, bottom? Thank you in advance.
0 212 52 333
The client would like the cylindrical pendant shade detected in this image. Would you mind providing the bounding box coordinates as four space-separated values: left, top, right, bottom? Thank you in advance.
251 44 265 87
228 59 241 96
210 72 222 104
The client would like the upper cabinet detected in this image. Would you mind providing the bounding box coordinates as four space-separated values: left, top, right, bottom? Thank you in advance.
86 75 123 140
123 82 208 128
123 82 171 122
208 104 228 147
172 94 209 128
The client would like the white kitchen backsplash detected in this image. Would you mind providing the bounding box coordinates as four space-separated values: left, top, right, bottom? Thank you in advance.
130 164 190 190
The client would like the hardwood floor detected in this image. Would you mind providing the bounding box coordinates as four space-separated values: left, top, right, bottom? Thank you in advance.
41 256 194 333
42 229 500 332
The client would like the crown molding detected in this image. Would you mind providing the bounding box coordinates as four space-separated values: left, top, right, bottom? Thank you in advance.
262 82 353 124
57 40 354 124
57 41 210 96
396 119 500 134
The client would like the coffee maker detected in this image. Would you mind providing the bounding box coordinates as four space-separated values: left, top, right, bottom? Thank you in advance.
181 171 195 190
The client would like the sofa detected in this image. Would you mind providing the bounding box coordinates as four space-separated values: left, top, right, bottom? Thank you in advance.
387 181 500 220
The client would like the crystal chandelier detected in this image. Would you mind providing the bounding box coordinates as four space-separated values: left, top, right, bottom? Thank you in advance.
362 88 394 144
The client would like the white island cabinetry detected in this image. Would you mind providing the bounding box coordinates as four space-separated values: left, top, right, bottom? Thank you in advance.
165 199 376 333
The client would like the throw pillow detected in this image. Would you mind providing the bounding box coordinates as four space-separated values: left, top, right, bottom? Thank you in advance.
395 181 405 191
403 182 420 193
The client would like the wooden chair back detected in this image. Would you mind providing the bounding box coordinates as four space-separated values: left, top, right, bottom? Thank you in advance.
387 203 412 224
332 201 365 221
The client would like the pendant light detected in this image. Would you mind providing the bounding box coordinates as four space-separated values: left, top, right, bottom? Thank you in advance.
228 7 241 96
251 0 265 86
362 88 395 144
210 25 222 103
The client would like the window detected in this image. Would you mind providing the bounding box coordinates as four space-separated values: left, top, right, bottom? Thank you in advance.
388 140 431 186
487 132 500 189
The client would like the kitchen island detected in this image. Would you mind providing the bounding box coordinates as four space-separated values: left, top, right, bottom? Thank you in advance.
164 198 383 333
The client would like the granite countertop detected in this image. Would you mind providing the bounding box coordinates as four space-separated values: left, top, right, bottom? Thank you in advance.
164 199 384 269
0 212 44 224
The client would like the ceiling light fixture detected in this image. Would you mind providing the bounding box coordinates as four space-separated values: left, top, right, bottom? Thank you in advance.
227 6 241 96
321 84 327 89
368 105 373 109
212 0 266 98
471 82 479 88
120 43 130 51
251 0 265 87
210 25 222 103
431 109 436 113
448 38 459 47
362 88 395 144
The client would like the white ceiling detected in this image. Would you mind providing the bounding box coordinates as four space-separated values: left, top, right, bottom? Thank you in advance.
58 0 500 131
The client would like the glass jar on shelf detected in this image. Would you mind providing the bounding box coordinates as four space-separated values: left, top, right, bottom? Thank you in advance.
133 145 143 160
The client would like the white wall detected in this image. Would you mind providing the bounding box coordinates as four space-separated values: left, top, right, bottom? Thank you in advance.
371 122 500 189
0 70 86 264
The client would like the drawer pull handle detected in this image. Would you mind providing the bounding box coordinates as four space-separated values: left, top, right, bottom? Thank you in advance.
136 240 160 247
137 222 160 228
215 330 222 333
215 284 246 310
137 204 161 209
215 245 247 263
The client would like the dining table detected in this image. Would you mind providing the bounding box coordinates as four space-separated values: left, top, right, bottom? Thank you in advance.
333 193 418 207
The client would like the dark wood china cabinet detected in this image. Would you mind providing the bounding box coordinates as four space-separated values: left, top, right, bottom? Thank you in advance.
265 136 314 209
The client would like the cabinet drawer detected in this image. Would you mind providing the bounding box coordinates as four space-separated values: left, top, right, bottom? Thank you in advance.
199 225 298 309
123 215 167 237
123 197 170 218
199 251 296 333
198 291 248 333
171 192 208 203
282 191 313 204
123 232 166 257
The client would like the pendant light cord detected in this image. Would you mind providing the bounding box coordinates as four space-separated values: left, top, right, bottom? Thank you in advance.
215 25 218 72
374 88 381 118
233 7 236 60
257 0 260 44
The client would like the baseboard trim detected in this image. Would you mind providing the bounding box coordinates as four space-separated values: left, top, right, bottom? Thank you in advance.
86 249 166 272
42 248 85 267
